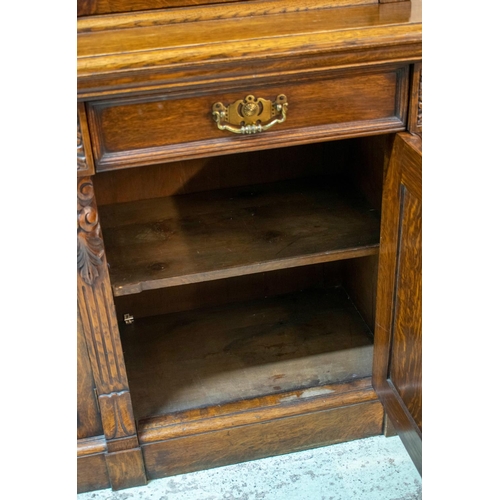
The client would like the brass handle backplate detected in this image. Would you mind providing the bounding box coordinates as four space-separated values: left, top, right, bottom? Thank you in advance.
212 94 288 134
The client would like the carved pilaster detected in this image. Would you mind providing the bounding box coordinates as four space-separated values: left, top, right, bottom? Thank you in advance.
77 177 127 395
77 103 95 176
77 176 146 489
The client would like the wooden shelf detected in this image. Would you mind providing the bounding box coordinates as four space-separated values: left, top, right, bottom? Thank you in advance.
120 286 374 420
100 176 380 296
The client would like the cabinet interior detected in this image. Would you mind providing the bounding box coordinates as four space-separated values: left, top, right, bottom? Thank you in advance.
93 134 392 428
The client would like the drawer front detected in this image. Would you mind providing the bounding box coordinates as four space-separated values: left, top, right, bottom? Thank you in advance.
88 66 408 171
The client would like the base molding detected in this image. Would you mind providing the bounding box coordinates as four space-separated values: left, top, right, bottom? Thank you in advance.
77 437 148 492
142 399 384 480
78 383 384 491
105 447 148 491
77 436 110 493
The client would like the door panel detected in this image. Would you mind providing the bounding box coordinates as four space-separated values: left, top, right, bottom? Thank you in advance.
373 131 422 474
390 189 422 431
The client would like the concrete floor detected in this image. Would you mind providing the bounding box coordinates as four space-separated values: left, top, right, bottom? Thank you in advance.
77 435 421 499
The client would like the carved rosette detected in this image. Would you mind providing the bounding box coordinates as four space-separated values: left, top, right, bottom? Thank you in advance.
77 118 88 171
78 177 104 285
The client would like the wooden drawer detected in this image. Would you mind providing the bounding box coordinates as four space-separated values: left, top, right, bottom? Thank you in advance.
87 65 408 172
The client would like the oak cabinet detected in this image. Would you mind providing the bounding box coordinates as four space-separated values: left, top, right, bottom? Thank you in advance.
77 0 422 492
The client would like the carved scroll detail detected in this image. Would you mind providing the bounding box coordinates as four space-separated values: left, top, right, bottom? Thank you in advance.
77 117 88 171
78 177 104 285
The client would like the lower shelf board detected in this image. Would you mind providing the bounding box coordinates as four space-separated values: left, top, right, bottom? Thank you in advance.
120 286 374 420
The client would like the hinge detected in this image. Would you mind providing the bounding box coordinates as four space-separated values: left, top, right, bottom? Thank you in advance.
124 313 134 325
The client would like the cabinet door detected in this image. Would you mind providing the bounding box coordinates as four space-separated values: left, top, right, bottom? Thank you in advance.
373 132 422 474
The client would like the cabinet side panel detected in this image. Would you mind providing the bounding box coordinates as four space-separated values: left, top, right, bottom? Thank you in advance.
342 255 379 332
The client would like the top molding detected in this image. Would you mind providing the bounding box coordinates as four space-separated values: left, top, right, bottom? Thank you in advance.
78 0 378 19
77 0 421 100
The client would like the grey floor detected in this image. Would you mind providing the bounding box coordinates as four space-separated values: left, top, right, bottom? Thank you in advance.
77 435 421 499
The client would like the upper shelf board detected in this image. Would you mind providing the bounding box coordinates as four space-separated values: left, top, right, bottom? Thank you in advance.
100 176 381 296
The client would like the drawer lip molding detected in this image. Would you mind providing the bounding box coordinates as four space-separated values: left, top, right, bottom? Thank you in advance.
94 118 406 172
88 65 409 171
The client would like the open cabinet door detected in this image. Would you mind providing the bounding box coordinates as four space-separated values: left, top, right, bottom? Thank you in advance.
373 132 422 475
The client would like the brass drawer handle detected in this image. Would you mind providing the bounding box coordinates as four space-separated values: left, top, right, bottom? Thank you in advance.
212 94 288 134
